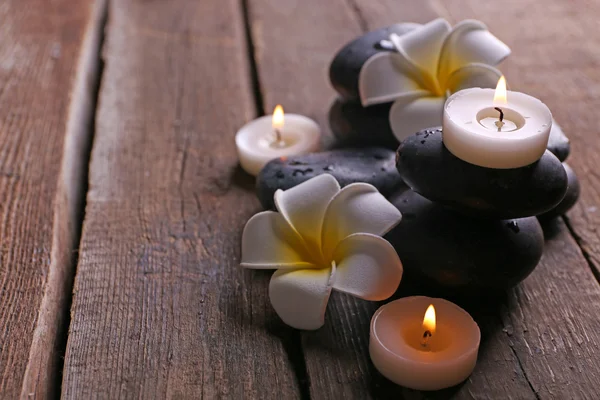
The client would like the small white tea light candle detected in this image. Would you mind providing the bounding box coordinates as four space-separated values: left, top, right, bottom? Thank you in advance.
443 76 552 169
235 105 321 176
369 296 480 391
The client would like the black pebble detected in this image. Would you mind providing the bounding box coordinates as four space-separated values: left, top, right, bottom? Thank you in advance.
329 24 416 100
385 189 544 295
538 163 580 220
328 98 397 149
256 148 406 209
396 128 568 219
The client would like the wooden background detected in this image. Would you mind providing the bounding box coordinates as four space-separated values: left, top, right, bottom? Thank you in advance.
1 0 599 398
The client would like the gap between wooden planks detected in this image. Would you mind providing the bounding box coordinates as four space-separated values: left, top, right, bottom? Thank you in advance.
0 0 104 398
246 0 600 398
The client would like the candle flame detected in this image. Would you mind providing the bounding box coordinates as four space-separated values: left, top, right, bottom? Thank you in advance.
422 304 436 336
272 105 284 129
494 76 507 105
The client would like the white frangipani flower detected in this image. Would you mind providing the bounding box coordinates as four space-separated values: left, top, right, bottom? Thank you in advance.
241 174 403 330
359 18 511 141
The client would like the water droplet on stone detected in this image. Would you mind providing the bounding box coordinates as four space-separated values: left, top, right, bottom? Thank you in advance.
506 221 520 233
289 160 308 166
292 168 313 177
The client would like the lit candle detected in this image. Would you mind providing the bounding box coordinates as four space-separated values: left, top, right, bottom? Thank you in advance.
369 296 480 391
235 105 321 176
442 76 552 169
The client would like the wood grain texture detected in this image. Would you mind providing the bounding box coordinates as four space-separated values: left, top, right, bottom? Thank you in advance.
248 0 600 398
245 0 363 134
346 0 441 28
61 0 302 398
0 0 102 398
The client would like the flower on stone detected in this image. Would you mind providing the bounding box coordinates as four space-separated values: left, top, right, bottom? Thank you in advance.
359 18 511 141
241 174 403 330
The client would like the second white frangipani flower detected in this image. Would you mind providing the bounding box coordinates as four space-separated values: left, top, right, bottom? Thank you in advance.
359 18 510 141
241 174 403 330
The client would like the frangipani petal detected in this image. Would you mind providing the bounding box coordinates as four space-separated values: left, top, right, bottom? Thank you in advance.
438 20 510 87
446 63 503 93
274 174 340 255
389 96 445 141
391 18 451 82
269 266 335 330
321 183 402 260
241 211 315 269
332 233 402 300
359 52 427 107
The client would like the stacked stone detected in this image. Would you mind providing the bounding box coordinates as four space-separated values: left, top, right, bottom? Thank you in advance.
328 25 579 296
390 128 577 296
255 25 580 297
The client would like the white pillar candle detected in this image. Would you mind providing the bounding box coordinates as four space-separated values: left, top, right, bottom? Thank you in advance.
369 296 480 391
442 76 552 169
235 105 321 176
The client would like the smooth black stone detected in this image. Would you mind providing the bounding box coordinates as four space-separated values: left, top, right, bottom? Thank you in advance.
547 123 571 162
385 189 544 295
396 128 569 219
538 163 580 219
329 98 397 149
329 24 416 100
256 148 405 210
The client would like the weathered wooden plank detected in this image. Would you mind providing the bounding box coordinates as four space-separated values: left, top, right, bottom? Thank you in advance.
0 0 103 398
61 0 301 398
246 0 363 130
346 0 441 28
248 0 600 398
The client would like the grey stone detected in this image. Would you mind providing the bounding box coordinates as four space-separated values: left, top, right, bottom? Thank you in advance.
256 148 405 209
396 128 568 219
385 188 544 295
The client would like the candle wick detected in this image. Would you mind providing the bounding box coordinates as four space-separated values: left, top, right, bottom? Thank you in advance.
494 107 505 131
494 107 504 122
420 330 432 349
269 128 287 149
